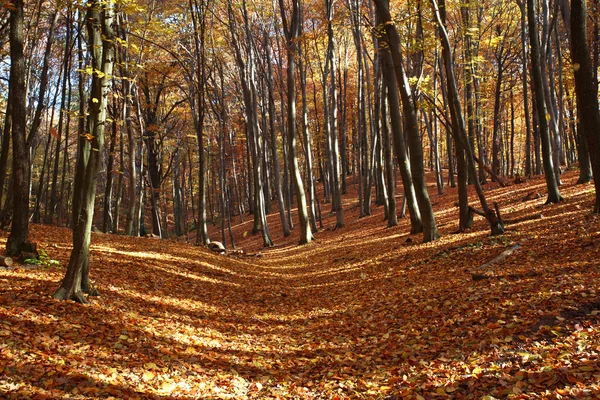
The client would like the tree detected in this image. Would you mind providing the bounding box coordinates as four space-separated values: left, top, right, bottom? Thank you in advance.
279 0 313 245
373 0 439 243
526 0 562 204
571 0 600 212
5 0 33 258
53 0 115 302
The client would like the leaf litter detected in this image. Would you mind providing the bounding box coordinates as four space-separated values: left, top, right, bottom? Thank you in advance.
1 171 599 399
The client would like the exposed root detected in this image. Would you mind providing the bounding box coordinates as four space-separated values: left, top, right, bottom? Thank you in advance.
52 287 90 304
72 292 89 304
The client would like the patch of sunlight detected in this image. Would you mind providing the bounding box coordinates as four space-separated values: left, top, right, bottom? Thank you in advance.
257 234 407 266
257 307 340 323
103 284 224 315
148 263 241 287
92 246 181 262
93 245 256 279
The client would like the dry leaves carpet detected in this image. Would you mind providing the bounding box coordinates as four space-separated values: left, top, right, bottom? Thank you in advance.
1 171 600 399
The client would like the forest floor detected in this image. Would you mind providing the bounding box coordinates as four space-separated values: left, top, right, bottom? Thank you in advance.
1 170 600 399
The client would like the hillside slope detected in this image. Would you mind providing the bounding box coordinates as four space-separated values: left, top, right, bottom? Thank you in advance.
1 171 599 399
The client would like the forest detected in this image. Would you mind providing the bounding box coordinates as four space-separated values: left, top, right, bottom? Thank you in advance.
0 0 600 398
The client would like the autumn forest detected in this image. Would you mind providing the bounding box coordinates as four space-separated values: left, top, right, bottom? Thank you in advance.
0 0 600 397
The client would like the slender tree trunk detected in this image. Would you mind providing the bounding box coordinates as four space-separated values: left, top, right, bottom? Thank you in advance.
6 0 32 257
374 0 438 242
298 14 319 233
379 22 422 233
526 0 562 203
102 96 119 232
190 0 210 245
264 30 290 237
323 0 343 229
431 0 504 235
279 0 313 244
54 0 115 302
518 1 533 177
381 88 397 227
571 0 600 212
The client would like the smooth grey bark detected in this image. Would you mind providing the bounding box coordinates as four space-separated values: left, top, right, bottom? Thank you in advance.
190 0 210 245
381 88 398 227
431 0 504 235
53 0 115 302
518 1 533 177
491 26 507 177
102 96 118 232
48 11 72 225
323 0 343 229
378 18 422 231
229 0 273 247
374 0 438 242
526 0 562 203
279 0 313 245
298 12 319 233
571 0 600 212
264 30 291 237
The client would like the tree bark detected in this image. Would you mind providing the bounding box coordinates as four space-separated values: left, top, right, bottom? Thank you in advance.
571 0 600 212
5 0 32 257
374 0 438 242
53 0 115 302
526 0 562 203
279 0 313 245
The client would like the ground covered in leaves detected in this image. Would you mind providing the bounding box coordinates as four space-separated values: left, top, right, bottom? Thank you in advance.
1 171 600 399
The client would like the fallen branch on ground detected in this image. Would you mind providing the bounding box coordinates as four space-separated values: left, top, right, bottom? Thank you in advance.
478 241 524 270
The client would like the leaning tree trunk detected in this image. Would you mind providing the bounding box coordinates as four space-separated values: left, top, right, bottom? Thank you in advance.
53 0 115 303
5 0 33 258
571 0 600 212
379 27 422 233
431 0 504 235
374 0 438 242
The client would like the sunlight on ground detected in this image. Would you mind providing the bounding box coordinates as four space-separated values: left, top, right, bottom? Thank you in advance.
1 172 600 398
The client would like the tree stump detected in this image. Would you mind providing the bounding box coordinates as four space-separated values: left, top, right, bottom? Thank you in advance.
0 256 13 268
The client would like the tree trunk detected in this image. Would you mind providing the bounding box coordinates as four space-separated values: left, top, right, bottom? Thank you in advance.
379 24 422 233
526 0 562 203
279 0 313 245
190 0 210 245
431 0 504 235
571 0 600 212
53 0 115 302
374 0 438 242
264 30 290 237
5 0 32 257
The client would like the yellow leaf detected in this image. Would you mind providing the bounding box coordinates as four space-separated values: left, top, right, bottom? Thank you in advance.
142 371 155 381
92 98 99 104
160 381 176 393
